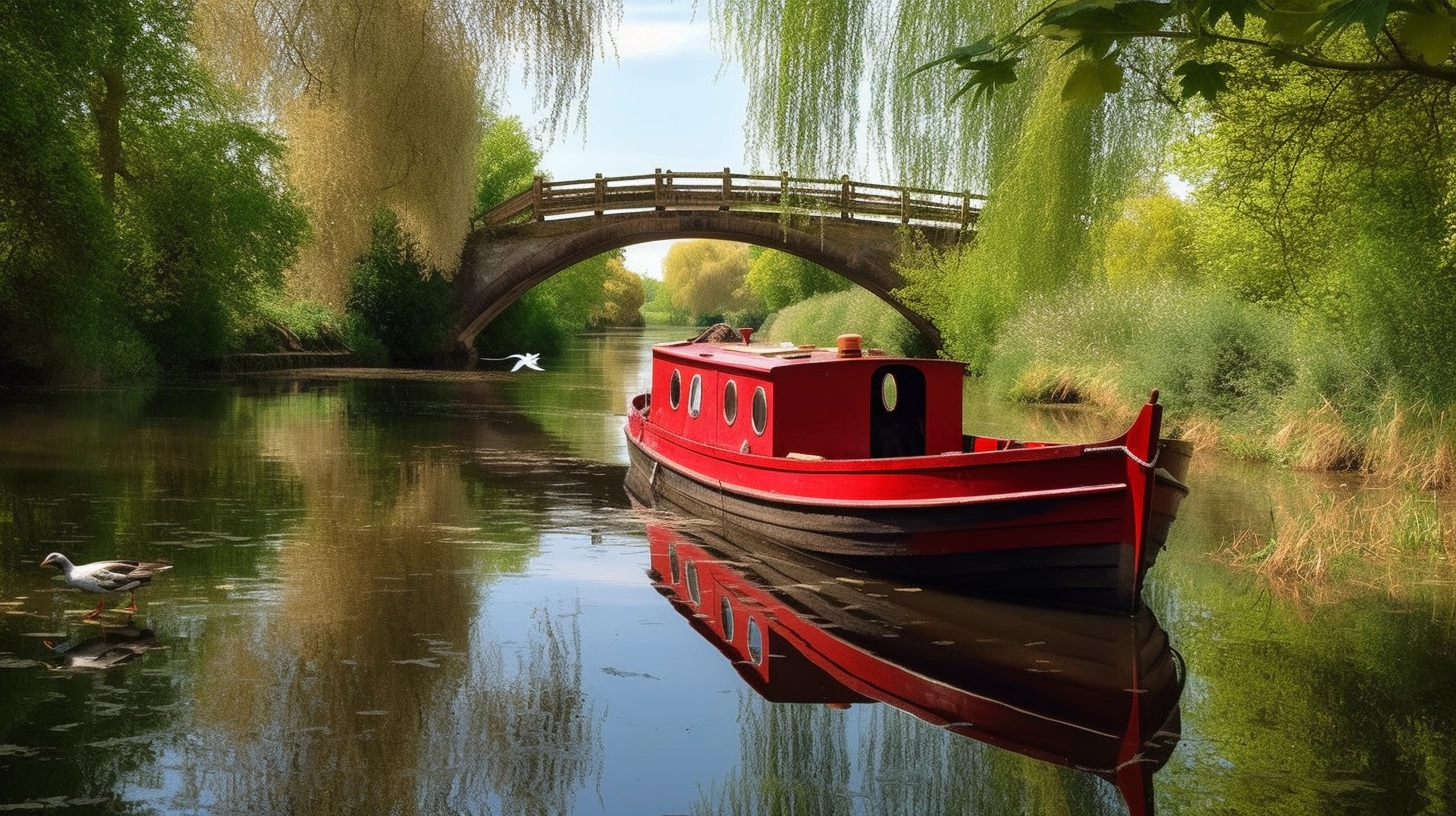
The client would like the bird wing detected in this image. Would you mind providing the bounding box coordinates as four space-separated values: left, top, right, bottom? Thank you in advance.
73 560 169 593
511 354 544 372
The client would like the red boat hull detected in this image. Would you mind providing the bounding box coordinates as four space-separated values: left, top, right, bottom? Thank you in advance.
625 393 1190 611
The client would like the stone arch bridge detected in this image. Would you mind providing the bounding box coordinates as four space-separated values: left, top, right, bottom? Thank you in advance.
454 169 982 359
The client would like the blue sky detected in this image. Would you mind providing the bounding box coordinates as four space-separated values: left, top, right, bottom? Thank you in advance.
508 1 751 279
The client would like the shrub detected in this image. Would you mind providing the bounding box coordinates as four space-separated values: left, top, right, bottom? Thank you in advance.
345 211 453 366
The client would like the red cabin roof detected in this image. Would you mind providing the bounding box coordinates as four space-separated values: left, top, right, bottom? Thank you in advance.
648 340 966 460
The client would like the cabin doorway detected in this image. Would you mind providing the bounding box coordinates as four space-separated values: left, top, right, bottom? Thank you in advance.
870 365 926 457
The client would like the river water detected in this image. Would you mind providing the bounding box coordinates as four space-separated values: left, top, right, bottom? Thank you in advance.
1 328 1454 815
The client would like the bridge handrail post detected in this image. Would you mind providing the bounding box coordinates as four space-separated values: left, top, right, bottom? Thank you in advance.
721 167 731 211
654 168 664 211
780 171 789 210
901 187 910 224
961 192 971 230
841 175 851 220
533 175 544 222
594 173 605 216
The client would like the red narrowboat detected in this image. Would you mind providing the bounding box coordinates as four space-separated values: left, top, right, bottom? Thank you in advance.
624 327 1192 612
643 519 1184 816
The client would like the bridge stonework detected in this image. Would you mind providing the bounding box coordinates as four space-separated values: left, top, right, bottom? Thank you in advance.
452 171 979 361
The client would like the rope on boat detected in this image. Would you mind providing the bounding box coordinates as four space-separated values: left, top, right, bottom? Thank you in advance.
1081 444 1160 470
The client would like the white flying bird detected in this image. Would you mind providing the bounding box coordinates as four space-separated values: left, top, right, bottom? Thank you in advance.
41 553 172 619
482 353 544 372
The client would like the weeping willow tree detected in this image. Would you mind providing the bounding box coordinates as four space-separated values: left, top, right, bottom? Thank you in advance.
192 0 620 307
709 0 1176 368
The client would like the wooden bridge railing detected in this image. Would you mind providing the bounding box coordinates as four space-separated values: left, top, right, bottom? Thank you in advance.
481 168 983 231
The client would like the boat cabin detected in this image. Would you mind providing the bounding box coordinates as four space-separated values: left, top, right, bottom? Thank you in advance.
646 334 967 460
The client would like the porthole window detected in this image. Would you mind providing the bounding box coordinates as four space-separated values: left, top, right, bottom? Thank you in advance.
669 369 682 409
881 372 900 412
720 596 735 640
668 543 680 584
687 374 703 418
723 380 738 425
746 618 763 665
751 387 768 436
686 562 700 605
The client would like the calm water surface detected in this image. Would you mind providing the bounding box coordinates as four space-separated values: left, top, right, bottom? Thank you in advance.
2 328 1455 815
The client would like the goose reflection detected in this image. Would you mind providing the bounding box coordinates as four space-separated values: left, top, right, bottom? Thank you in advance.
45 626 162 670
642 517 1185 816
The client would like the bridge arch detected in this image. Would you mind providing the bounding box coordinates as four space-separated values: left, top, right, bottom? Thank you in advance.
452 171 979 359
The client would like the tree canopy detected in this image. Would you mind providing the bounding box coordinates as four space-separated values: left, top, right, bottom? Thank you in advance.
192 0 621 307
921 1 1456 106
662 240 761 321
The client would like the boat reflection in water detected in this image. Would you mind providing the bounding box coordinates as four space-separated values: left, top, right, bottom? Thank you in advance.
642 515 1185 816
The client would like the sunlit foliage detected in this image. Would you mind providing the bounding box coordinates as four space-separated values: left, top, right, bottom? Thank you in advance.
744 248 849 312
472 115 540 227
1101 189 1198 287
1179 53 1456 407
591 256 645 328
713 0 1173 372
192 0 621 307
758 288 931 358
662 240 760 322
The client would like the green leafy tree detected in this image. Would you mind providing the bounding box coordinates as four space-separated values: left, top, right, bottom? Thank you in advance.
1177 52 1456 405
472 116 540 227
192 0 620 307
744 248 850 311
476 251 628 353
589 257 645 327
0 0 306 379
662 240 761 321
346 211 453 365
1101 189 1198 287
640 277 692 325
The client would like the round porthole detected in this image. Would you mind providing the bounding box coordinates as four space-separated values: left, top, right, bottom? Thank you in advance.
720 595 735 640
746 618 763 665
686 562 700 605
723 380 738 425
669 369 682 410
688 374 703 418
668 543 680 583
751 387 767 436
881 372 899 412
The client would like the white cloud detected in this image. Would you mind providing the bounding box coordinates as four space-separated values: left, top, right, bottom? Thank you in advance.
615 18 707 61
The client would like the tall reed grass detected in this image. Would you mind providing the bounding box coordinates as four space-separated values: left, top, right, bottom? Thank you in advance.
1221 489 1454 603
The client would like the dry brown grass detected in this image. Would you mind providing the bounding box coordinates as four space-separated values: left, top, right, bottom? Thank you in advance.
1269 399 1456 489
1007 364 1126 413
1361 402 1456 491
1273 399 1363 472
1221 489 1456 603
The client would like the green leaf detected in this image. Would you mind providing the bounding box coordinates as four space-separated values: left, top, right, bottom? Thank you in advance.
1255 9 1323 44
1173 59 1234 101
1061 56 1124 101
908 37 996 77
1201 0 1250 29
1318 0 1389 43
1400 12 1454 64
948 56 1022 105
1044 2 1173 33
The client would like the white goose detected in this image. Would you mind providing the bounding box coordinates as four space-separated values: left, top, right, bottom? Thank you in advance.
40 553 172 619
